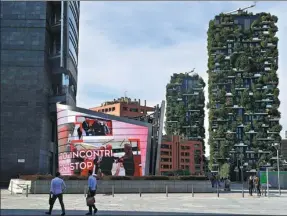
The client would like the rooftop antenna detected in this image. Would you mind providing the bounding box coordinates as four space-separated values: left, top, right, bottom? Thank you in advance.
124 90 127 98
224 1 257 15
185 68 195 75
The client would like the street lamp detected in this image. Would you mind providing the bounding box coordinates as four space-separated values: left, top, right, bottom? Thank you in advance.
234 142 247 198
272 142 281 195
211 163 220 197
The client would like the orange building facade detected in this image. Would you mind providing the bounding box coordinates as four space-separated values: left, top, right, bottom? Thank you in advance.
90 97 155 118
159 135 204 175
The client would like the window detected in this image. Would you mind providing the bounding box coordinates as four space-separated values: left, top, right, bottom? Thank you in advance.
161 165 169 169
161 151 169 156
181 152 184 156
161 144 170 149
181 146 190 150
108 108 111 112
68 20 78 42
105 109 108 112
185 152 189 156
185 159 190 163
194 150 201 164
237 128 243 140
181 159 184 163
130 108 138 112
112 107 115 111
68 35 78 66
194 144 200 148
123 107 128 111
62 74 69 86
161 158 171 162
185 165 189 170
68 3 79 26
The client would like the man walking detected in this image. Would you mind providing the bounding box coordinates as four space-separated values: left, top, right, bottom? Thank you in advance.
254 175 261 196
248 175 254 196
86 170 98 215
46 172 66 216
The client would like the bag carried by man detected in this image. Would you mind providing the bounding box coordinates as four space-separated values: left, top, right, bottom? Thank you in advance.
86 196 95 206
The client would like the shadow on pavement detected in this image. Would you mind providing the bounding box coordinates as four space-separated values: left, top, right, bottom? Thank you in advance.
0 209 267 216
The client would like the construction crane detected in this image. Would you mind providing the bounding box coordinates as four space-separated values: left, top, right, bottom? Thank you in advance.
224 1 257 15
185 68 195 75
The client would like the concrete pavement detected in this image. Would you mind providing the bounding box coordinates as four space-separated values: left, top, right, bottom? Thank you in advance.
1 190 287 215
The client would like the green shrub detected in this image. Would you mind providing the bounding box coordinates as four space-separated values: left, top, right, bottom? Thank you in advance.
20 175 209 181
37 175 53 180
142 176 170 180
179 176 208 180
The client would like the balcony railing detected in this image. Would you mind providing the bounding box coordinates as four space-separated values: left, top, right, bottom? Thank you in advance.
52 86 76 98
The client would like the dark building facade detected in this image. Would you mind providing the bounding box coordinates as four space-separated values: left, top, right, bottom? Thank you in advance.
0 1 80 184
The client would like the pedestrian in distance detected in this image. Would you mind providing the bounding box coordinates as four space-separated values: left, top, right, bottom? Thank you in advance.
46 172 66 216
254 175 261 196
248 175 254 196
86 170 98 215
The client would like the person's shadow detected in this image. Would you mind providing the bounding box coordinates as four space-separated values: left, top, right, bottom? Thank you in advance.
0 209 265 215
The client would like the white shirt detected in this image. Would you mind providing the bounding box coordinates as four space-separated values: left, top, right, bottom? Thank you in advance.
88 175 97 191
50 177 66 195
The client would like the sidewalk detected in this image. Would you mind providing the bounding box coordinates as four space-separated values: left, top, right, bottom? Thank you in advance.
1 190 287 215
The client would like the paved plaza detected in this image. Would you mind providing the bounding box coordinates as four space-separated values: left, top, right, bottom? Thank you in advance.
1 190 287 215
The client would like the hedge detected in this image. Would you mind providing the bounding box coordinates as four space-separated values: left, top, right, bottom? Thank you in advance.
19 175 208 181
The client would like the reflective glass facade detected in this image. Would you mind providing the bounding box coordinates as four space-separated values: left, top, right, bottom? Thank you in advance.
68 1 79 67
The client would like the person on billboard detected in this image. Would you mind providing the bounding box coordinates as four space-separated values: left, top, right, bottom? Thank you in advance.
99 144 117 176
91 120 105 136
118 143 135 176
77 127 82 140
92 146 105 176
45 172 66 216
82 119 90 136
112 161 126 176
103 122 110 135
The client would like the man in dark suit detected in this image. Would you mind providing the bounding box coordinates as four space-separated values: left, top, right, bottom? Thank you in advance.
99 144 117 176
92 120 105 136
82 119 90 136
119 144 135 176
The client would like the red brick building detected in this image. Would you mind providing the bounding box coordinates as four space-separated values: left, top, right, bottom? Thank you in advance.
90 97 154 118
159 135 203 175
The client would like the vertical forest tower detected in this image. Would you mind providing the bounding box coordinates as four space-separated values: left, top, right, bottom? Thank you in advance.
207 12 281 173
165 72 206 153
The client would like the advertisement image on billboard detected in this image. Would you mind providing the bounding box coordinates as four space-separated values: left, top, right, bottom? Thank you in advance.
56 104 152 177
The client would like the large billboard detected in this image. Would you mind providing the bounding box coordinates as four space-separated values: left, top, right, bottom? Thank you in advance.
56 104 152 176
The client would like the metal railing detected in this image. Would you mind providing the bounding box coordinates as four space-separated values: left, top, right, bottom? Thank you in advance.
84 184 197 198
10 181 30 197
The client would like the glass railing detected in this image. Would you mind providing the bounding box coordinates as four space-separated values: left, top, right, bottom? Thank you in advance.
52 86 76 98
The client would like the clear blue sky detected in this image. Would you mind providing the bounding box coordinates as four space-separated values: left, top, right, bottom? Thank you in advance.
76 1 287 155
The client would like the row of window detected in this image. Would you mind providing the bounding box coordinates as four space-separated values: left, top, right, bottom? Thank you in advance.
98 107 116 112
161 151 202 157
122 107 145 113
161 158 171 162
161 144 201 150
